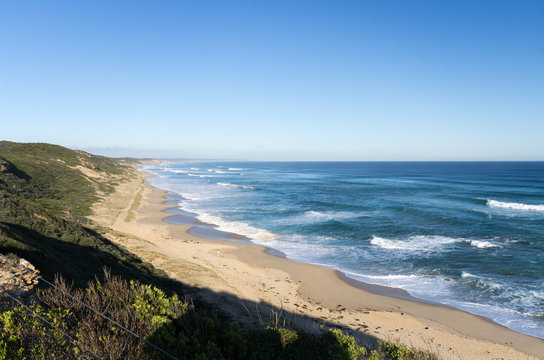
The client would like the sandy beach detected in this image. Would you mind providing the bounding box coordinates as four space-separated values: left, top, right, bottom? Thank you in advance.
90 168 544 360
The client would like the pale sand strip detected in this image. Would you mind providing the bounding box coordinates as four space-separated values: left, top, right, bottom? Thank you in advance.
90 169 544 360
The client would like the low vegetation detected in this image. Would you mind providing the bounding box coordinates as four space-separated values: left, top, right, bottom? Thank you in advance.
0 141 438 359
1 270 437 359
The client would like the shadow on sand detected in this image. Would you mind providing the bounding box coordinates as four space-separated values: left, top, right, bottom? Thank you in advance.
1 222 382 359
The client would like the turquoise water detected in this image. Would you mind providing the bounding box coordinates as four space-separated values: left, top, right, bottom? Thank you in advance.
144 162 544 338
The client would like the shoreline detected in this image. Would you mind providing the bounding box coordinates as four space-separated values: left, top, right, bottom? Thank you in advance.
161 194 424 303
91 169 544 359
158 186 543 338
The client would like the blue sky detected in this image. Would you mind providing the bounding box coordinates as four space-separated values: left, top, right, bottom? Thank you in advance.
1 1 542 160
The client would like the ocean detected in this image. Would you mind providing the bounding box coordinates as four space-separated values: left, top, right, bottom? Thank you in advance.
142 161 544 338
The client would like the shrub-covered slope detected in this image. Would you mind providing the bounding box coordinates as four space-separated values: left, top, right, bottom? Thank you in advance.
0 141 167 285
0 141 126 219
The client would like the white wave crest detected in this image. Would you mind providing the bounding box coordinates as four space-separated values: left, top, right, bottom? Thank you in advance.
217 182 238 187
305 211 335 222
487 199 544 212
303 211 358 223
253 234 340 260
177 194 201 201
354 273 419 281
216 182 254 190
466 240 499 249
370 235 460 251
196 213 276 241
274 210 359 225
188 174 215 178
228 168 245 171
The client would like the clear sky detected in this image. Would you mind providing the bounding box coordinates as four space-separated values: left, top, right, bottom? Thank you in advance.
1 1 542 160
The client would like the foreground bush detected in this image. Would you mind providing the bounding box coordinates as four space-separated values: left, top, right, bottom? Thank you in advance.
0 270 365 359
1 269 437 360
0 304 72 359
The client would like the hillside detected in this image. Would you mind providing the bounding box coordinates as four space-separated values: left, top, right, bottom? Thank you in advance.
0 141 170 285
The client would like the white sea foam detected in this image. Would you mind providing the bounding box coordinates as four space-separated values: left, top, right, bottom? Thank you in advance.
344 268 544 338
276 210 359 225
486 281 505 291
487 199 544 212
216 182 254 190
176 194 202 201
304 211 337 222
304 210 358 222
253 235 343 261
196 213 276 241
466 240 499 248
370 235 460 251
188 174 215 178
371 235 501 251
217 182 238 187
463 277 505 291
228 168 245 171
344 270 450 299
356 273 419 281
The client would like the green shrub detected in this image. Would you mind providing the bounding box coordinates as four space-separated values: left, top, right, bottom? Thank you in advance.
323 328 366 360
367 349 380 360
382 341 413 359
132 281 187 327
276 327 298 347
0 305 74 359
376 340 438 360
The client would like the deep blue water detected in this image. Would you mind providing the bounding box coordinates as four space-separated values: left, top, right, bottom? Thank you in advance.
144 162 544 338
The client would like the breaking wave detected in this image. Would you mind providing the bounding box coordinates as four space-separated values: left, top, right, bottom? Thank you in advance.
466 240 499 249
370 235 460 251
196 213 276 241
216 182 254 190
188 174 215 178
487 199 544 212
277 210 360 225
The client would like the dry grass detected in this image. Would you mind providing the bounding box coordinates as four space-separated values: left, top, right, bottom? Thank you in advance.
125 190 143 222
